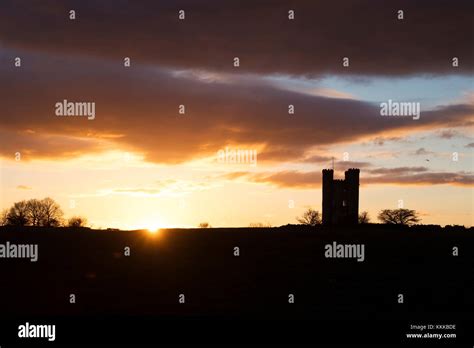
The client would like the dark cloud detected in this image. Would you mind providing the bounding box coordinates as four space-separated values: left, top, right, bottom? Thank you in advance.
465 143 474 148
0 0 472 77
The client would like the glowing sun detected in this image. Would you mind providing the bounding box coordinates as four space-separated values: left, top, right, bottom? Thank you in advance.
144 222 161 234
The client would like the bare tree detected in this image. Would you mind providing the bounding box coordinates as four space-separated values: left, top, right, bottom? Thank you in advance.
67 216 88 227
26 199 43 226
358 211 370 224
39 197 64 227
377 209 420 226
198 222 211 228
6 200 29 226
296 208 321 226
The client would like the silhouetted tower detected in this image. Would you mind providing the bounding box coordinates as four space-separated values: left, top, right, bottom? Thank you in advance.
322 169 334 225
322 168 360 225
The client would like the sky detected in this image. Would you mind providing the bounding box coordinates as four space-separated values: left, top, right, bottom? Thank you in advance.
0 0 473 229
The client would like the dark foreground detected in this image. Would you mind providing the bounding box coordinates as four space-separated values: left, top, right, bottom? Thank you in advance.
0 224 473 344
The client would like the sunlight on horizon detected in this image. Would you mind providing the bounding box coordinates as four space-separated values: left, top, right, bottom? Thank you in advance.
142 220 163 234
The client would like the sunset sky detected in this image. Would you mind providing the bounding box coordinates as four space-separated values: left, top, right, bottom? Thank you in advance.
0 0 472 229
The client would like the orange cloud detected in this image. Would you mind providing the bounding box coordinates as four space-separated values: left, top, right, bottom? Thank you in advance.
1 52 472 164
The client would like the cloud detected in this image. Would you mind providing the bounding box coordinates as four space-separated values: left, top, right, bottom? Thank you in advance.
364 172 474 186
221 167 473 187
367 166 428 175
300 155 333 164
308 88 355 99
72 180 219 198
0 50 473 164
437 130 459 139
112 188 162 195
337 161 372 169
371 136 404 146
273 84 356 99
0 128 113 161
0 0 472 77
16 185 32 190
223 171 322 188
465 142 474 148
413 148 434 156
300 158 372 169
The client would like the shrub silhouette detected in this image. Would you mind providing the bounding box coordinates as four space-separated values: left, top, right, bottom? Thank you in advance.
378 208 420 226
68 216 88 227
296 208 321 226
358 211 370 224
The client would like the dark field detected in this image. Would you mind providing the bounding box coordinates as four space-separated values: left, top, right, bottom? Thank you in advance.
1 224 473 322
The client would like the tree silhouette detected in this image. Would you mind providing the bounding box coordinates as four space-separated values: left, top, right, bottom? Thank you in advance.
296 208 321 226
198 222 211 228
68 216 88 227
27 199 43 226
358 211 370 224
39 197 64 227
377 209 420 226
3 198 65 227
6 200 29 226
